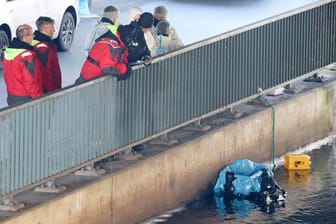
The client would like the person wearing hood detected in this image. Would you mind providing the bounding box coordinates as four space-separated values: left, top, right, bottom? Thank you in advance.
128 7 157 57
3 24 43 106
152 5 183 49
75 23 133 85
156 20 183 55
32 16 62 93
122 12 154 65
84 5 120 53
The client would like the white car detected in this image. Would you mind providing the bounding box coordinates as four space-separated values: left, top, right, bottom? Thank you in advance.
0 0 79 54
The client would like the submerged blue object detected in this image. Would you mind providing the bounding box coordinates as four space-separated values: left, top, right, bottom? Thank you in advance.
214 159 272 196
213 159 286 214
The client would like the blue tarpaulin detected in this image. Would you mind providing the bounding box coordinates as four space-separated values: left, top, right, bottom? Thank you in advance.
213 159 273 196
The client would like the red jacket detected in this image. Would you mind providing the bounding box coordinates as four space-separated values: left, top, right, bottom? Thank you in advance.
3 38 43 99
80 31 129 81
33 31 62 93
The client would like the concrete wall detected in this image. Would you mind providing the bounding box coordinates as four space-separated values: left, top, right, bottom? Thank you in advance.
3 82 335 224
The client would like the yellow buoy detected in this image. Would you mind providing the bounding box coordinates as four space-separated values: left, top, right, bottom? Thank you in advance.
284 154 311 170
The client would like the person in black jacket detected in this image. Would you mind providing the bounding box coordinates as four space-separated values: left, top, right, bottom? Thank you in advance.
118 12 153 65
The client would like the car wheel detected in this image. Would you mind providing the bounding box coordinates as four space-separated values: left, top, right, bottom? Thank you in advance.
56 12 75 51
0 30 9 69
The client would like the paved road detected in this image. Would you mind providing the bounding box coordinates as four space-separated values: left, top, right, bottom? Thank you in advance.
0 0 318 108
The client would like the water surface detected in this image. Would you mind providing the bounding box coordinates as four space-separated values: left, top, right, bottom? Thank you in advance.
147 143 336 224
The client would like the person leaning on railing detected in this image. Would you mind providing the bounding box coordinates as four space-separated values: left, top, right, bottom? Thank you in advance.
128 7 157 57
84 5 121 53
3 24 43 106
152 5 184 50
121 12 154 66
155 20 183 55
75 24 133 85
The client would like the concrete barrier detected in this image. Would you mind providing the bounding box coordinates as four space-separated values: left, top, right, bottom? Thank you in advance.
2 76 335 224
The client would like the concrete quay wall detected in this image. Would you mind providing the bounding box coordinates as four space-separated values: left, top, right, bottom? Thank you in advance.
3 81 336 224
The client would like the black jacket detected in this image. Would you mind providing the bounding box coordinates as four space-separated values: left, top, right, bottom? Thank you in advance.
118 22 151 63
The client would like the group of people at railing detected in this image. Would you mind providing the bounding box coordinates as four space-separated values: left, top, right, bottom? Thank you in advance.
2 5 184 107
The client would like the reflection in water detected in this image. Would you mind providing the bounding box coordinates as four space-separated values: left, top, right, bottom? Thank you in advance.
215 197 255 219
215 196 286 217
147 142 335 224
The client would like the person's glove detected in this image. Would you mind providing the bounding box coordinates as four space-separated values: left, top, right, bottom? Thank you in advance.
117 64 133 81
141 55 152 66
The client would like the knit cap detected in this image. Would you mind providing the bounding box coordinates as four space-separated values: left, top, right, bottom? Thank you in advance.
138 12 154 29
156 20 170 36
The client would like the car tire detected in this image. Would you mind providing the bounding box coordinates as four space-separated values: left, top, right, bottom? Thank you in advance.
0 30 9 69
55 12 76 51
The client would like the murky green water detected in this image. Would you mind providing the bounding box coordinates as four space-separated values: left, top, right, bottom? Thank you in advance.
145 142 336 224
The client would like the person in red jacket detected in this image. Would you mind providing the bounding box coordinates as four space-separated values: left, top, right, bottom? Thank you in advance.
75 24 133 84
3 24 43 106
33 16 62 93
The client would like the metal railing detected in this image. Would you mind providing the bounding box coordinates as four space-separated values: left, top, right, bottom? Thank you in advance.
0 0 335 197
